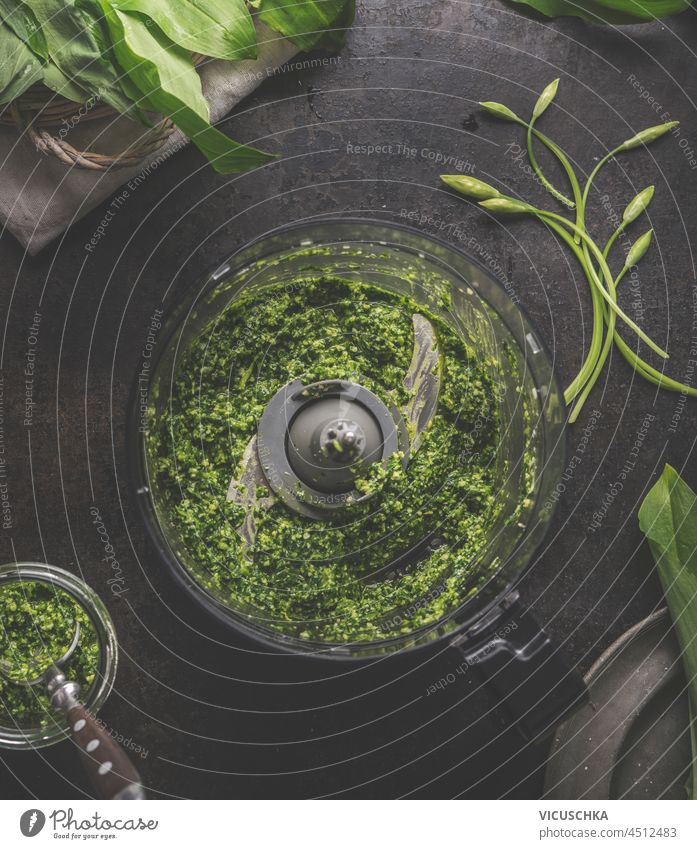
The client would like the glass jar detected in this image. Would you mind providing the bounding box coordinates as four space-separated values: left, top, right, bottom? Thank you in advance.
0 563 118 749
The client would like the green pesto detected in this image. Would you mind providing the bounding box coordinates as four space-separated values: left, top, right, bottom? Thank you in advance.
148 275 503 644
0 581 100 729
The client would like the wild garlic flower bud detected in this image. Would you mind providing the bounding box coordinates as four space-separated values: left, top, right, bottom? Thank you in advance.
620 121 679 150
532 79 560 120
622 186 655 223
440 175 501 199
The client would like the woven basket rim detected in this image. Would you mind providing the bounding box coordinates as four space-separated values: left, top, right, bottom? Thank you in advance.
0 54 207 170
0 53 207 128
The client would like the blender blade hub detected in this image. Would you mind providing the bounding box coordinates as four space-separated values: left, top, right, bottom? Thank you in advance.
250 378 407 519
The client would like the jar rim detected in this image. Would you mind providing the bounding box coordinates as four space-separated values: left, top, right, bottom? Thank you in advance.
0 562 118 749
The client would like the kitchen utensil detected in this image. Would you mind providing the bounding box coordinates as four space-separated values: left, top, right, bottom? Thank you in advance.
544 608 692 799
132 219 587 741
0 563 145 799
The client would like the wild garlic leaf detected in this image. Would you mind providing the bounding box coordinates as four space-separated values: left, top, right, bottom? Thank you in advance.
638 464 697 799
255 0 355 52
41 62 91 104
26 1 139 117
102 5 210 120
109 0 257 61
102 4 274 173
0 0 49 60
0 22 43 103
73 0 149 120
506 0 690 24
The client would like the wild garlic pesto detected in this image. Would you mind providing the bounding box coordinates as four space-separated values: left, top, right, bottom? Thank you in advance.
0 581 100 729
148 275 502 643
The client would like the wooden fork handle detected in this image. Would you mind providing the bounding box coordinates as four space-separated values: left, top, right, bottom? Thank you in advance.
67 704 145 800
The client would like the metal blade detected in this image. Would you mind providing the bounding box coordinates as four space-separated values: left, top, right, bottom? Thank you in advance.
227 435 276 557
402 314 441 454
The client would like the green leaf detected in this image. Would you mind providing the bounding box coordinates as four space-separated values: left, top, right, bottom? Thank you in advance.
0 0 48 60
24 1 140 117
0 21 43 103
41 61 91 104
638 465 697 799
109 0 257 60
255 0 355 52
102 4 274 173
73 0 148 119
103 5 209 119
593 0 690 20
505 0 690 24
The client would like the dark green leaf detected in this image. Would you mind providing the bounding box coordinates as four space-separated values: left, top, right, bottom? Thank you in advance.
25 1 139 116
0 21 43 103
506 0 690 24
0 0 48 59
255 0 355 52
102 4 274 173
638 465 697 799
41 61 91 103
110 0 257 60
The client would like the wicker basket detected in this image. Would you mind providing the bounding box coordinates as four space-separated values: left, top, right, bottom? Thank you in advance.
0 55 205 171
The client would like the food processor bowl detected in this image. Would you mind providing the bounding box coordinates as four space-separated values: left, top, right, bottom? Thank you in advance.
0 563 118 750
134 220 565 648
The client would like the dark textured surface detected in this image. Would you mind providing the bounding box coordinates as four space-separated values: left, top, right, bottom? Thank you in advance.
2 1 697 799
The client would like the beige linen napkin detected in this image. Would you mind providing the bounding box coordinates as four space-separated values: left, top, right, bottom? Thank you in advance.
0 25 298 254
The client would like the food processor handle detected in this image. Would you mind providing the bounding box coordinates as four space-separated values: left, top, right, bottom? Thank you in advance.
452 592 588 742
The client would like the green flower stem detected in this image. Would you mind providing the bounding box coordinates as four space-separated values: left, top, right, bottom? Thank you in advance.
564 301 606 401
518 121 585 242
579 146 626 258
613 332 697 396
534 208 669 360
579 147 630 280
519 124 609 402
603 222 627 260
515 204 666 407
568 265 627 422
538 218 607 404
563 260 606 402
540 208 686 411
522 123 582 205
602 263 697 399
565 221 627 401
565 234 696 415
582 147 622 211
478 97 683 416
526 118 575 209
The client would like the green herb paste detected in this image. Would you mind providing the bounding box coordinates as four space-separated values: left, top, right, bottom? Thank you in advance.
149 276 503 644
0 581 100 729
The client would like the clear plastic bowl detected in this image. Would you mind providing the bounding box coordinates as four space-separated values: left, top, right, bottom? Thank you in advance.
134 219 565 657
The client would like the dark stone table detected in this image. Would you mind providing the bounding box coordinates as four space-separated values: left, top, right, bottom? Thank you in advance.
2 1 697 799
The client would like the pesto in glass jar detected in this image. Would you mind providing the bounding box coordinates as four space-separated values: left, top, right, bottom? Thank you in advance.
0 581 100 729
